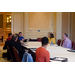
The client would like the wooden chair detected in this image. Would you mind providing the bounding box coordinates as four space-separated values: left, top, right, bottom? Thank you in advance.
57 39 61 46
73 43 75 50
71 41 74 49
61 40 64 46
7 46 14 61
0 36 3 42
13 46 21 62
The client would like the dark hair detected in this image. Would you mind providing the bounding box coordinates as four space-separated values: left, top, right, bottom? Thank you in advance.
50 33 54 38
8 33 12 37
19 32 22 34
64 33 68 37
15 33 21 45
12 34 18 41
41 37 48 45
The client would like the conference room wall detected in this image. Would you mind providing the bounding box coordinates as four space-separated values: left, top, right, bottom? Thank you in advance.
62 12 68 40
23 12 57 39
11 12 62 40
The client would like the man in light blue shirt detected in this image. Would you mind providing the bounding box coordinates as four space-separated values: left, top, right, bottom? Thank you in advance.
62 33 72 49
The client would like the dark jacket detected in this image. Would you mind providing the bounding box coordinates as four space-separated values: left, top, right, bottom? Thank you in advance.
3 40 25 61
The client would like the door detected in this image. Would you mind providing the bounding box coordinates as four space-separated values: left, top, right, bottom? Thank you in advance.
11 12 23 35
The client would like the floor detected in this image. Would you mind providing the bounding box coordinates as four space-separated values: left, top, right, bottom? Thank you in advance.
0 46 9 62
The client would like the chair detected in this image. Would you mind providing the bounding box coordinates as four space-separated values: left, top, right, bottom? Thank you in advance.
13 46 21 62
0 36 3 42
37 38 42 42
57 39 61 46
61 40 64 46
7 46 14 61
71 41 74 49
73 43 75 50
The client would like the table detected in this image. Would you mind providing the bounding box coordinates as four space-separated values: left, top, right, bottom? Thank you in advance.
24 42 75 62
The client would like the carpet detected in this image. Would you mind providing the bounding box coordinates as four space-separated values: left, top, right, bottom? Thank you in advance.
0 46 10 62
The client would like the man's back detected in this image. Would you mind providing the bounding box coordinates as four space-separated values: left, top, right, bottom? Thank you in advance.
6 40 25 60
36 47 50 62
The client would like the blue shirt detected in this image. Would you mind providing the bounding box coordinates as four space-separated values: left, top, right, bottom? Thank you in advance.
22 52 33 62
19 36 24 41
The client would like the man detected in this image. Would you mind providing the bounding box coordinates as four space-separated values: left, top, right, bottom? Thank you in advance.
36 37 50 62
3 33 12 60
62 33 72 49
6 33 12 41
3 34 25 61
19 32 25 42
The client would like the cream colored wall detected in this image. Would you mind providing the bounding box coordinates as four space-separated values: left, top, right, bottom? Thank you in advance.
62 12 68 39
11 12 62 40
11 12 23 35
56 12 62 40
23 12 57 39
29 12 50 29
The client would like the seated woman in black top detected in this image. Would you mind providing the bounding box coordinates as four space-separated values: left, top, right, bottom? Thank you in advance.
15 33 36 62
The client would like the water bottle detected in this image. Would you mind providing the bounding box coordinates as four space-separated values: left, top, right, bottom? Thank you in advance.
51 41 53 45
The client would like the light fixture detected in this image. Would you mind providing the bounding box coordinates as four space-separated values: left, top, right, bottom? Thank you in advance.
7 20 9 23
9 16 11 18
7 17 9 19
10 20 11 22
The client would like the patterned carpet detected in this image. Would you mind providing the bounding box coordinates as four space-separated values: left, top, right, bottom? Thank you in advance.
0 46 10 62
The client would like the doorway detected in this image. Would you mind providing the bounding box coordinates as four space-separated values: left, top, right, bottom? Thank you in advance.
0 12 11 43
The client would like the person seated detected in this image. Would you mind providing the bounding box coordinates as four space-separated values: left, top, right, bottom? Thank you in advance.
6 33 12 41
48 33 56 45
3 34 25 61
19 32 25 42
15 33 36 61
3 34 36 62
62 33 72 49
36 37 50 62
3 33 12 60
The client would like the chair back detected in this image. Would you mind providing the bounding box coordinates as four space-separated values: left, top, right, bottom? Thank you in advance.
57 39 61 46
71 41 74 49
73 43 75 50
37 38 42 42
61 40 64 46
13 46 21 62
0 36 3 42
7 46 14 61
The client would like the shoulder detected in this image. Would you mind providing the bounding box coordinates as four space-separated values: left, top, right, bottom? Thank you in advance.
48 37 50 39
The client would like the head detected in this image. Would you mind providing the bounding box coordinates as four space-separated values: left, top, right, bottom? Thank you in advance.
12 34 18 42
49 33 54 38
8 33 12 38
63 33 68 40
41 37 49 48
19 32 22 37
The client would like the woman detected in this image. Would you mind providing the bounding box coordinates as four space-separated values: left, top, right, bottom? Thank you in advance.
15 33 36 62
48 33 56 44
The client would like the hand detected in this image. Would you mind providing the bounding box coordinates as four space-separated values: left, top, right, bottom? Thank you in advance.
22 39 24 41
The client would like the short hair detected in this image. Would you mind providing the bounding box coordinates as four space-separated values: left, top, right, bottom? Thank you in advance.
8 33 12 37
19 32 22 34
12 34 18 41
41 37 48 45
64 33 68 37
50 33 54 38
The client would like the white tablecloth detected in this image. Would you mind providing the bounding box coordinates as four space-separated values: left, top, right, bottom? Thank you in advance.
25 42 75 62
